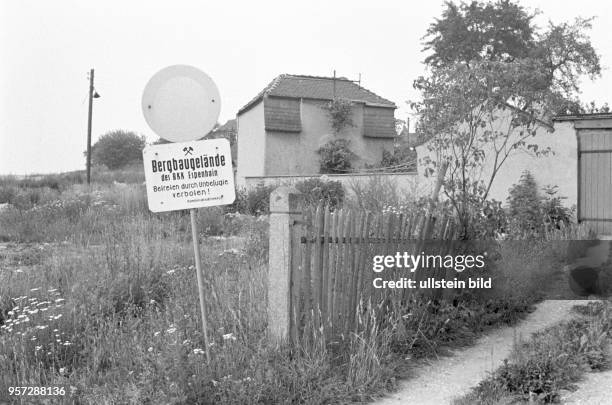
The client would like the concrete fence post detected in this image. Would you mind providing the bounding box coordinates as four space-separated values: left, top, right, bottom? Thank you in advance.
268 186 303 343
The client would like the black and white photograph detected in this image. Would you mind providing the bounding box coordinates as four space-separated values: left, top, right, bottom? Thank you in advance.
1 1 612 404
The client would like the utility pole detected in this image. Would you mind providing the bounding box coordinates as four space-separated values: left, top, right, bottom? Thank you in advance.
86 68 94 185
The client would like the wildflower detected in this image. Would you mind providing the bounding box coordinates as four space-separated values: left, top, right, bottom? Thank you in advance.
222 333 236 341
166 269 176 275
59 367 66 374
63 342 72 346
193 348 205 355
14 269 23 274
153 331 160 337
35 345 42 351
166 327 177 334
147 347 153 353
182 339 191 345
36 325 48 330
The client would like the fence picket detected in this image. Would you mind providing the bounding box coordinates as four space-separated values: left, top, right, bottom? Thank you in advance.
292 203 456 342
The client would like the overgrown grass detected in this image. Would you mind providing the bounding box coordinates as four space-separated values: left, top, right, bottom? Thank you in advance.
0 174 598 404
453 301 612 405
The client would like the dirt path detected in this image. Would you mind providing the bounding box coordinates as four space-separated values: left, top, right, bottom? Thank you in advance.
560 347 612 405
374 240 612 405
374 300 593 405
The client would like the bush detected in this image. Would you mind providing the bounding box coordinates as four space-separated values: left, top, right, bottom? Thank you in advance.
92 130 146 169
294 178 344 209
377 146 417 172
541 185 574 229
244 184 275 215
316 139 357 174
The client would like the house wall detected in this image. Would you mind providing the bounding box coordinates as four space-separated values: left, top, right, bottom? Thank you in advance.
236 102 266 187
244 172 421 199
264 100 395 176
415 119 578 207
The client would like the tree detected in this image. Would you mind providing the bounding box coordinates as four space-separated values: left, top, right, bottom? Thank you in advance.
507 170 541 231
413 1 601 236
92 130 146 169
423 0 536 67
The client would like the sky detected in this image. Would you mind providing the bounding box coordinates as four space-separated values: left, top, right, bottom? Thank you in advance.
1 0 611 174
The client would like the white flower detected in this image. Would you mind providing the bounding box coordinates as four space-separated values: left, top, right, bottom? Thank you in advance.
147 347 153 353
59 367 66 374
166 327 177 334
153 331 160 337
193 348 205 355
222 333 236 341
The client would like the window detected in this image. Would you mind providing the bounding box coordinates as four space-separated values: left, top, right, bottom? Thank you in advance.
264 97 301 132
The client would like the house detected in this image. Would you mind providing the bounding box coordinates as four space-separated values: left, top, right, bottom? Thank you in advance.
207 119 237 165
415 112 612 235
235 74 398 187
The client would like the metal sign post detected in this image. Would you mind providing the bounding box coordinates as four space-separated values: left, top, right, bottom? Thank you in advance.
141 65 231 363
190 208 211 362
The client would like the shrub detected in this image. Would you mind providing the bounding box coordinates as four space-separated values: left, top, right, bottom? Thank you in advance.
506 171 542 235
294 178 345 209
322 98 354 133
377 146 417 172
346 175 411 212
244 184 275 215
541 185 574 229
92 130 146 169
316 139 357 174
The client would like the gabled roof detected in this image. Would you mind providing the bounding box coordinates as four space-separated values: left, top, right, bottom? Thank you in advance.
210 119 236 134
553 112 612 121
238 74 396 115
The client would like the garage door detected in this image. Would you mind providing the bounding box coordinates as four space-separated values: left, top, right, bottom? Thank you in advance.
578 122 612 235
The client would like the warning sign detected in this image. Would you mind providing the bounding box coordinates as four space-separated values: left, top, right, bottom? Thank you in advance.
142 138 235 212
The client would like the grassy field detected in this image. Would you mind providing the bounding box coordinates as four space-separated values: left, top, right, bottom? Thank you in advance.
0 171 599 404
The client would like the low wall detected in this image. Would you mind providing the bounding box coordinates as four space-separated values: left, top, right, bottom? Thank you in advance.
244 172 425 199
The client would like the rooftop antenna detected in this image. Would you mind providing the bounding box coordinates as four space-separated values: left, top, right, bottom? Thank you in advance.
332 70 362 97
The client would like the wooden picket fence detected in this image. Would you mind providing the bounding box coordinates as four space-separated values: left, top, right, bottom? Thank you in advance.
288 203 457 342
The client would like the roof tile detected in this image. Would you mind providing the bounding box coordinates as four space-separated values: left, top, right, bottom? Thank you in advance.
238 74 396 115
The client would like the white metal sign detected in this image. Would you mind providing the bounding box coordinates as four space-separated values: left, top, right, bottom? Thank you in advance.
142 65 221 142
143 138 235 212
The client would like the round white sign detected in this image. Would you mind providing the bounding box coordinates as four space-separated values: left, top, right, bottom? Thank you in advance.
142 65 221 142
